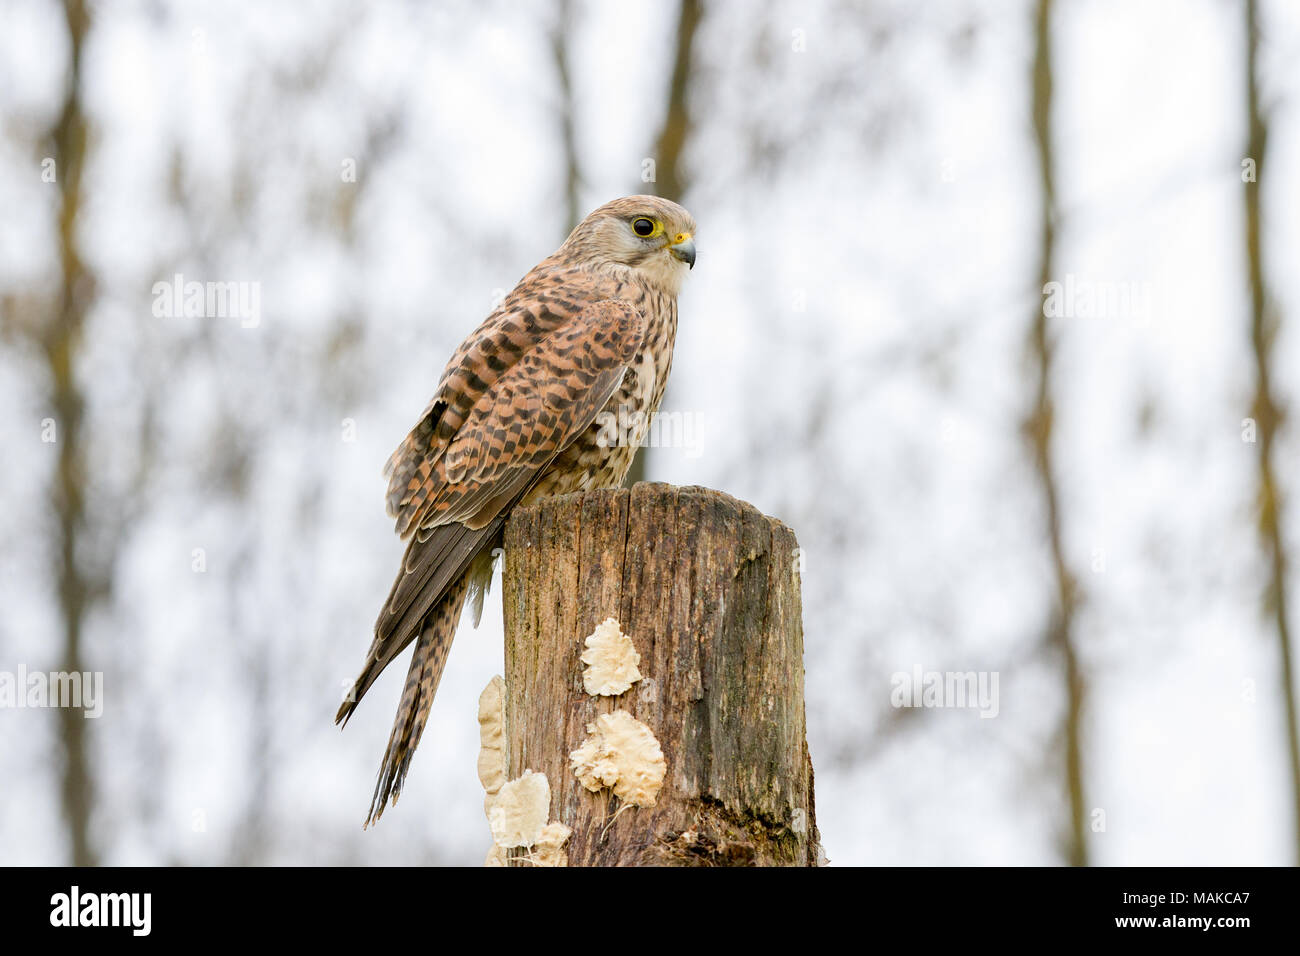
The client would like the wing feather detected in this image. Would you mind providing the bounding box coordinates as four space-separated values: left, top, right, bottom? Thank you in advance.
342 293 646 719
402 297 644 532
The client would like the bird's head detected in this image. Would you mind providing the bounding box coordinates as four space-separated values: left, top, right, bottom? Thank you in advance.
561 195 697 295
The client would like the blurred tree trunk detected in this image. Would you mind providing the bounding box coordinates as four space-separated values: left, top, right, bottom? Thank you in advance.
649 0 700 206
1242 0 1300 864
551 0 581 234
1026 0 1088 867
625 0 701 488
43 0 98 867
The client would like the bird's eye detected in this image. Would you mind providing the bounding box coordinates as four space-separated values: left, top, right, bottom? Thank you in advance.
632 217 657 237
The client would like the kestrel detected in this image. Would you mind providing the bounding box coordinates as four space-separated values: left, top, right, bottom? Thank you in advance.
337 196 697 827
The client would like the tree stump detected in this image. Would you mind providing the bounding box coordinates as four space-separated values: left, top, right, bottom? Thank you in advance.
499 483 820 866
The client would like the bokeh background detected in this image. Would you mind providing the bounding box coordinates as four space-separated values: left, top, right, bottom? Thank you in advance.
2 0 1299 866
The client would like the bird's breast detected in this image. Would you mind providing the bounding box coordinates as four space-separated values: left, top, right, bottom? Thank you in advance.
523 294 678 501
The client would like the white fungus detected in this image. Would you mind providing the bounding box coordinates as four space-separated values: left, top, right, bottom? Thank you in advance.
477 675 507 803
580 617 643 697
478 675 574 865
532 822 572 867
569 710 666 807
488 769 551 848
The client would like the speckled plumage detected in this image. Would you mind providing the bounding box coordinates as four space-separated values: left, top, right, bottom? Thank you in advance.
337 196 697 827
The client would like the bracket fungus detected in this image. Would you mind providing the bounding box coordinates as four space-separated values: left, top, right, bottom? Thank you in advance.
479 676 573 865
569 710 666 807
580 617 643 697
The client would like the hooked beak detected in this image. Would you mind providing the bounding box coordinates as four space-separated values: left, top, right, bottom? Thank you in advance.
669 233 696 269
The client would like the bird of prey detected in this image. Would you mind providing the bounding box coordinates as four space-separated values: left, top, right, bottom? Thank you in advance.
337 196 697 827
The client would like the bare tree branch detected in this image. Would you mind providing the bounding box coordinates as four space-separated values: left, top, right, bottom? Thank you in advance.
1243 0 1300 865
42 0 97 867
1026 0 1088 867
551 0 581 234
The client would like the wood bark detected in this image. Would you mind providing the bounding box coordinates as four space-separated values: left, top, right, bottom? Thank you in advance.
501 483 819 866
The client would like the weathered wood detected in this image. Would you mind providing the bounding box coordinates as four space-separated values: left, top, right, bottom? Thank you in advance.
501 483 819 866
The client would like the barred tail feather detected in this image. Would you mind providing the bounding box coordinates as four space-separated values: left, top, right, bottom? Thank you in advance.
363 573 470 829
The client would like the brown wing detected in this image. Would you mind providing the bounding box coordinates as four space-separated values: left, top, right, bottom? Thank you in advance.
339 294 646 719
